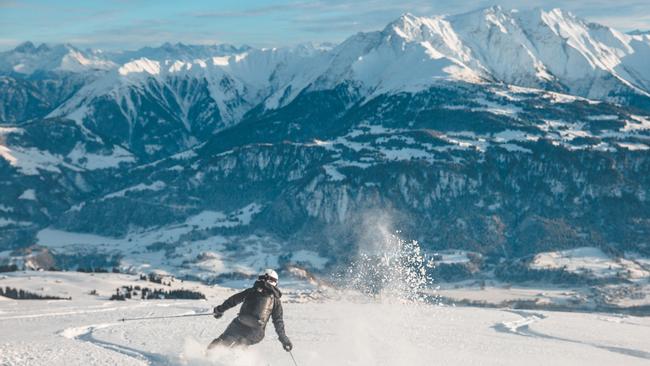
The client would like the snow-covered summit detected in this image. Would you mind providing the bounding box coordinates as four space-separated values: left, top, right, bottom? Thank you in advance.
266 6 650 101
0 42 116 74
117 58 161 76
366 6 650 98
107 42 252 65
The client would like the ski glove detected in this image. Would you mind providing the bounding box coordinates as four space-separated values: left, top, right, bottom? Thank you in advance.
213 306 224 319
281 338 293 352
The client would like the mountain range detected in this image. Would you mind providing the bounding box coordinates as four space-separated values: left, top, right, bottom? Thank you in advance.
1 6 649 284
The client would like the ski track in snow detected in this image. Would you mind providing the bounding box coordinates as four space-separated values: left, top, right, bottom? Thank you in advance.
56 318 265 366
56 305 650 366
0 305 141 321
56 306 650 365
59 323 149 364
68 323 176 366
57 323 160 366
56 308 207 366
493 310 650 361
0 299 192 365
493 309 546 334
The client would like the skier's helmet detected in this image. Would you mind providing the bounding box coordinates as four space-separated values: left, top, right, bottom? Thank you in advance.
259 268 279 285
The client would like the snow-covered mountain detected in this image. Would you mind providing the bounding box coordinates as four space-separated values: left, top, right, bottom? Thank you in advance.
3 7 650 103
1 7 650 285
2 7 649 160
628 29 650 36
292 6 650 100
0 42 115 74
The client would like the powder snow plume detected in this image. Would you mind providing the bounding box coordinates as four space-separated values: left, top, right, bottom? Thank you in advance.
180 337 265 366
342 210 438 304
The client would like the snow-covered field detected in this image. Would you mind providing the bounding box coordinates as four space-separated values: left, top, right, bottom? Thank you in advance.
1 271 649 366
531 247 650 280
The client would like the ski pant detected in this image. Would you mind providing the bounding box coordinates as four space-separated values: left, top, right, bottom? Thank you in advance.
208 318 265 349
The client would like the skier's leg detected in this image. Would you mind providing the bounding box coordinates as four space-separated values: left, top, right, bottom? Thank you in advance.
207 319 261 350
208 333 239 349
241 330 264 346
208 319 245 350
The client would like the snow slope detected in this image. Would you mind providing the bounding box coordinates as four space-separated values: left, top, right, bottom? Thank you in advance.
531 247 650 280
46 44 330 128
30 203 290 281
1 272 649 366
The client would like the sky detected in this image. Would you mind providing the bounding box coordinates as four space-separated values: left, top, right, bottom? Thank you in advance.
1 0 649 51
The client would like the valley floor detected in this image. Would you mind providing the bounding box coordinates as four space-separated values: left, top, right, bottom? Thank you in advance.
1 272 649 366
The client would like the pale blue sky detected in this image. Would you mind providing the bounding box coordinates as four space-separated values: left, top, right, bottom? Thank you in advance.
1 0 649 51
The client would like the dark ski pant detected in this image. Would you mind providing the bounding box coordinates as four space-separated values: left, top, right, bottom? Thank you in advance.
208 318 264 349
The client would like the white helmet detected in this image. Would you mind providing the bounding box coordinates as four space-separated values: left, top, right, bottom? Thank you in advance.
259 268 279 284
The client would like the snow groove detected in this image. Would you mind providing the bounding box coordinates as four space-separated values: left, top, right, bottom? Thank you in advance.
494 310 545 334
0 306 132 321
493 310 650 361
58 321 177 365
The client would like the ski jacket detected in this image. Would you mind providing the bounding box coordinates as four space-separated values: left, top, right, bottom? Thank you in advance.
217 280 288 342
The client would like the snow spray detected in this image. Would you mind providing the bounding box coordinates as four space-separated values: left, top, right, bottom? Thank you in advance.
180 337 265 366
293 211 443 365
342 210 438 304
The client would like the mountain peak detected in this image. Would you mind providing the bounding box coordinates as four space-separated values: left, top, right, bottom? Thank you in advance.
11 42 80 55
453 4 512 18
397 12 419 22
14 41 37 53
628 29 650 36
542 7 581 23
384 12 443 43
36 43 51 52
386 13 418 32
480 4 506 14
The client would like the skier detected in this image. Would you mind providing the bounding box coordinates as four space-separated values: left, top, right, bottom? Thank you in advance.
208 269 293 352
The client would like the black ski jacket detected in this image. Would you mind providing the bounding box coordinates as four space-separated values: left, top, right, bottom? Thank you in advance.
217 280 288 342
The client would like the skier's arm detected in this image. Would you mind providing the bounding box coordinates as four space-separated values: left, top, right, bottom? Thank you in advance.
272 298 292 351
216 289 250 313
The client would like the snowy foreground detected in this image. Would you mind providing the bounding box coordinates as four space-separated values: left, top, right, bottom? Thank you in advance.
1 272 650 366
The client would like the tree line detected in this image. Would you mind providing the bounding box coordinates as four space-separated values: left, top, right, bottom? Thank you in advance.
0 286 70 300
110 285 205 301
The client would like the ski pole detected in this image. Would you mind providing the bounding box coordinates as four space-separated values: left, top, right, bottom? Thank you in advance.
118 313 214 322
288 351 299 366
